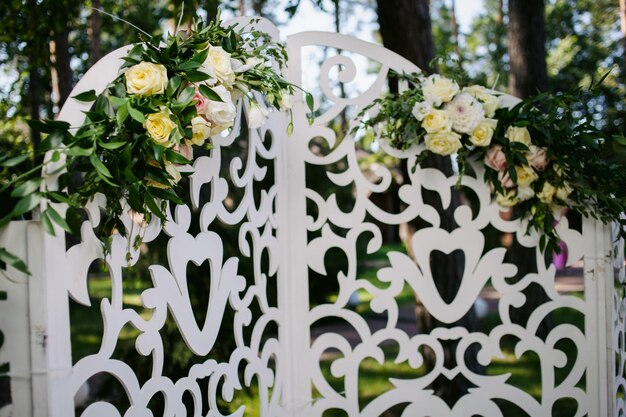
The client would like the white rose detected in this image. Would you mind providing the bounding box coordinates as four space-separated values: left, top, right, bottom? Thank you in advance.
422 109 451 133
422 74 460 106
125 62 168 96
515 165 539 186
527 145 548 171
204 85 237 127
517 185 535 201
278 91 292 112
191 116 211 146
248 102 270 129
506 126 532 146
469 118 498 147
464 85 500 117
537 182 556 204
412 101 433 121
496 190 519 208
202 46 236 88
444 92 485 134
231 56 265 73
424 131 462 156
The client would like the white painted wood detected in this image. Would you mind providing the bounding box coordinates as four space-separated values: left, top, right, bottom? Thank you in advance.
0 21 622 417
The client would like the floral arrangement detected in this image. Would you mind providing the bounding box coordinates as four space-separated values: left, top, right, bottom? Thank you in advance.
0 16 312 273
355 71 626 253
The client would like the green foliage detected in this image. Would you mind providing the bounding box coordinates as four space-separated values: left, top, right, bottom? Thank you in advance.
0 14 300 273
354 70 626 255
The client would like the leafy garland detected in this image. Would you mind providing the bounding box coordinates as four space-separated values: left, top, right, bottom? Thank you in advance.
355 72 626 254
0 16 313 273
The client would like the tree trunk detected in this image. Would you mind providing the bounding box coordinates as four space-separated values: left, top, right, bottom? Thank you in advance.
507 0 548 98
621 0 626 71
49 28 73 109
449 0 461 62
88 0 102 66
506 0 552 338
377 0 436 73
376 0 483 405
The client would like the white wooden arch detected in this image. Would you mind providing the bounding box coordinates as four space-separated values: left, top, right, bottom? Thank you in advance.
0 18 623 417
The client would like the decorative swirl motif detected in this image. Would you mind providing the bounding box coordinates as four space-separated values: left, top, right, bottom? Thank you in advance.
288 31 604 416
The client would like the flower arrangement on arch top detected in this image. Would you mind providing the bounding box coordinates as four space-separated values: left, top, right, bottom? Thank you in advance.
0 16 314 273
354 71 626 254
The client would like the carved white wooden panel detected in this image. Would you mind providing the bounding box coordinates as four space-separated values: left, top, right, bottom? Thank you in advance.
284 31 615 417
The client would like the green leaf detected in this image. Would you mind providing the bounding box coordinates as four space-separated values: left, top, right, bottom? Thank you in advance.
165 149 192 165
166 76 182 98
198 84 223 102
0 154 29 167
116 103 129 126
98 140 127 150
186 70 211 83
40 210 56 236
65 146 93 157
89 154 113 179
45 205 72 234
177 86 197 106
72 90 97 102
110 96 128 108
149 186 184 205
191 48 209 64
0 248 30 275
305 93 314 112
144 192 165 220
12 193 41 217
10 178 42 198
128 106 145 123
178 61 202 72
39 131 65 152
47 191 72 204
152 144 166 163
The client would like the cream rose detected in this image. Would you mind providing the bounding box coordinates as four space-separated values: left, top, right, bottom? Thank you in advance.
484 145 507 172
515 165 539 186
125 62 168 96
555 184 573 201
248 102 270 129
191 116 211 146
496 190 519 208
144 108 176 147
506 126 532 146
424 131 462 156
469 118 497 147
422 109 451 133
537 182 557 204
204 85 237 127
202 46 236 88
527 145 548 171
422 74 460 106
231 56 264 73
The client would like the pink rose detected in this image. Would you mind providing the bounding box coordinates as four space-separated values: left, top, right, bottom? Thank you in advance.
527 145 548 171
484 145 507 172
194 90 208 116
498 170 514 188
